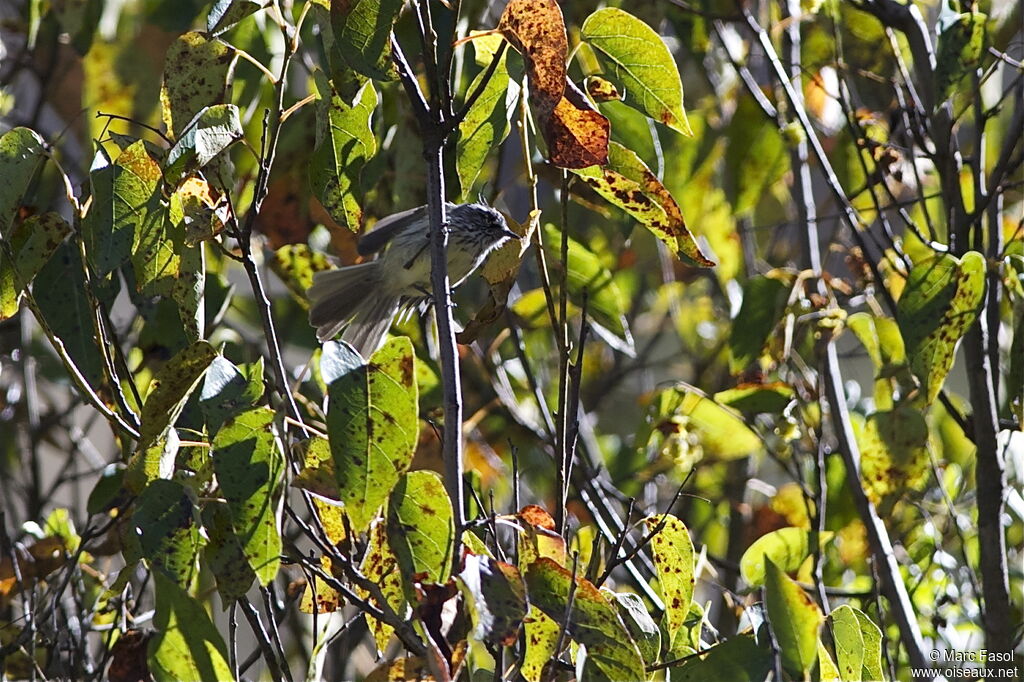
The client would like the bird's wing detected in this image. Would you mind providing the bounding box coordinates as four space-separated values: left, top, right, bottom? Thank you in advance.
356 203 458 255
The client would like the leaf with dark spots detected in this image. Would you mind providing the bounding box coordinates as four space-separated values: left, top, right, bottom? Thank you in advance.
160 32 238 139
0 127 47 237
131 479 200 587
0 212 70 320
388 471 455 594
524 558 646 681
855 407 929 505
458 553 528 647
292 436 341 501
269 243 332 308
573 142 713 266
358 520 409 653
331 0 402 81
323 338 418 530
643 514 694 645
212 407 284 586
138 341 217 450
201 500 256 605
497 0 567 114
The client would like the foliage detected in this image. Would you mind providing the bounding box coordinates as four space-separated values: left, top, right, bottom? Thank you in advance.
0 0 1020 680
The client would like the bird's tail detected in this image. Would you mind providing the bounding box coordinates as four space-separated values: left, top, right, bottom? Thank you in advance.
307 262 400 357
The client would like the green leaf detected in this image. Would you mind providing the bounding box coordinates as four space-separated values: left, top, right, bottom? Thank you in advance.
740 527 818 587
456 47 518 200
542 223 633 354
0 212 70 320
388 470 455 586
200 355 265 433
269 244 332 307
359 519 409 653
201 500 257 605
83 141 162 277
164 104 244 186
0 127 46 236
524 558 646 682
148 571 233 682
714 383 795 415
644 513 694 644
311 73 377 231
818 639 843 681
852 606 885 681
207 0 265 35
292 436 341 501
725 95 789 215
572 142 713 267
332 0 402 80
212 406 284 586
648 386 762 461
934 10 987 103
458 553 528 647
520 609 560 682
139 341 217 450
581 8 692 135
605 590 661 665
764 559 822 679
323 338 418 530
132 479 201 586
124 430 180 494
669 633 772 682
857 406 930 505
897 252 985 405
160 32 238 139
830 605 864 682
728 272 791 374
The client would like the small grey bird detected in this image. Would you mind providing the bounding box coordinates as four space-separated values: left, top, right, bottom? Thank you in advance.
307 202 519 356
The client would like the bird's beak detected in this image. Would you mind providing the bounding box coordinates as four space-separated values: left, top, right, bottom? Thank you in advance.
501 228 520 241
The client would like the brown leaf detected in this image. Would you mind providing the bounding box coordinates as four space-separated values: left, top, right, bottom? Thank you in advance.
107 629 153 682
0 536 66 605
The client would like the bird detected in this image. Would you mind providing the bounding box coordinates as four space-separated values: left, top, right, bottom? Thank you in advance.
307 202 519 356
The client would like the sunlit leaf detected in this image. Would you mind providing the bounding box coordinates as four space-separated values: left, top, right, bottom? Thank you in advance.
897 252 985 405
207 0 265 35
644 513 694 644
138 341 217 450
148 572 232 682
388 470 455 587
199 355 265 433
740 527 821 587
311 73 377 231
605 590 661 665
360 519 408 653
458 553 528 646
164 104 244 187
0 127 47 236
0 212 70 320
524 558 646 681
830 604 865 681
852 606 885 680
857 407 930 505
645 385 761 464
764 559 822 679
212 407 284 585
516 506 564 682
581 8 692 135
132 479 200 586
160 32 238 139
456 45 518 199
714 383 795 415
323 338 418 530
270 244 333 307
124 430 179 494
331 0 402 80
573 142 713 266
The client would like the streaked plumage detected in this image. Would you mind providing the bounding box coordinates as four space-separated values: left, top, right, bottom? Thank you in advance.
307 203 518 356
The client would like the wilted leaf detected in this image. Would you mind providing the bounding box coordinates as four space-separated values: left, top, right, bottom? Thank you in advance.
728 272 791 374
202 500 257 604
0 537 66 608
524 558 646 682
581 8 692 135
542 84 611 169
199 355 264 433
0 212 70 320
148 572 232 682
585 76 621 102
857 406 929 505
388 471 455 587
764 559 822 679
323 338 418 530
331 0 402 80
132 479 200 586
270 244 333 306
0 127 46 236
543 223 633 353
160 32 238 139
897 252 985 405
573 142 713 266
311 73 377 231
669 633 772 681
360 519 408 653
644 514 694 644
456 44 518 199
138 341 217 450
164 104 244 186
108 629 151 682
212 407 284 585
458 553 528 646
